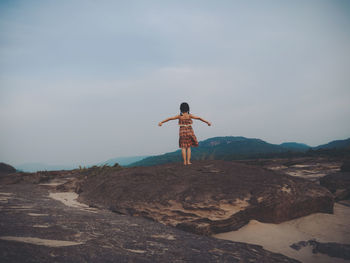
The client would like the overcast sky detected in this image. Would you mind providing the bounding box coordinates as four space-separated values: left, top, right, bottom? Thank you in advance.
1 0 350 166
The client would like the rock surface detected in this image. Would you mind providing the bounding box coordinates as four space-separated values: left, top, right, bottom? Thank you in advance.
341 159 350 172
0 182 299 262
77 160 334 235
290 240 350 260
320 171 350 201
238 157 342 182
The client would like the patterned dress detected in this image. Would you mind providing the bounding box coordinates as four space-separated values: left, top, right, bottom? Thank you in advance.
179 117 199 148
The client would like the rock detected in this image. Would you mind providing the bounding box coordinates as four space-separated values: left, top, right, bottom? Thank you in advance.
334 189 350 200
78 160 334 235
290 240 350 260
237 157 342 182
341 159 350 172
0 183 300 263
290 241 308 251
320 171 350 201
314 241 350 260
0 162 16 175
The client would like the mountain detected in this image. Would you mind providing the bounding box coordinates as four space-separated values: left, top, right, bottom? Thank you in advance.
15 163 78 173
280 142 311 150
129 136 350 167
314 138 350 150
14 155 149 172
0 162 17 174
129 136 310 167
97 155 149 166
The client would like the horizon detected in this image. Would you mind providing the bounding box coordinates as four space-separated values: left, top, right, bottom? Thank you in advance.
9 134 350 168
1 1 350 166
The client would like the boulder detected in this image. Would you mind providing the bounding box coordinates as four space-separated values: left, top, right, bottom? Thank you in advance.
320 171 350 201
78 160 334 235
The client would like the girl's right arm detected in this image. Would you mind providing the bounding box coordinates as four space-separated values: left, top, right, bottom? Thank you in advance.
190 114 211 126
158 115 180 126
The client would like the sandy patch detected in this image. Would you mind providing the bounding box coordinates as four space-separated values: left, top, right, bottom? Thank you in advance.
124 248 146 254
151 234 176 240
0 198 9 203
286 171 326 179
0 236 83 247
49 192 86 208
49 192 98 213
214 202 350 263
291 164 313 168
0 192 14 203
28 213 49 216
39 179 69 186
268 165 288 170
33 224 50 228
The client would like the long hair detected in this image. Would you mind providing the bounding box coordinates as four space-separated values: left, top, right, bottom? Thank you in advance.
180 102 190 115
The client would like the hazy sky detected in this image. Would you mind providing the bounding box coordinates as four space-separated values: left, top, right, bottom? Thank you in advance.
1 0 350 166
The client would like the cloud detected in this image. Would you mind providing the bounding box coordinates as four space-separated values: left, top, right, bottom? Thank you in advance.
0 0 350 165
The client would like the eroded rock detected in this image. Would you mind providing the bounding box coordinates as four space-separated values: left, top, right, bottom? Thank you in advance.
0 183 300 263
240 157 342 182
320 171 350 201
78 160 334 235
290 240 350 260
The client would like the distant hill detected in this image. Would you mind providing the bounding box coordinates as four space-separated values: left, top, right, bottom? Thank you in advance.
314 138 350 150
129 136 350 167
15 163 77 173
11 137 350 171
280 142 310 150
97 155 149 166
14 155 149 172
0 162 16 174
129 136 311 167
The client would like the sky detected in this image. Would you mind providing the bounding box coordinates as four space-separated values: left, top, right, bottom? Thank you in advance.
1 0 350 167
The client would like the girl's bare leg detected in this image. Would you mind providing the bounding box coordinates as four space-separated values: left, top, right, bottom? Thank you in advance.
181 148 187 165
187 147 192 165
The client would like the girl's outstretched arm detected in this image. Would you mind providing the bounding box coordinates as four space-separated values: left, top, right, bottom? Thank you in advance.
158 115 180 126
190 114 211 126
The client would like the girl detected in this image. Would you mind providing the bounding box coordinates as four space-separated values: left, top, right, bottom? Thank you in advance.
158 102 211 165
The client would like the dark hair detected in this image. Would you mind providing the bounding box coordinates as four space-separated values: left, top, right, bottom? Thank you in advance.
180 102 190 115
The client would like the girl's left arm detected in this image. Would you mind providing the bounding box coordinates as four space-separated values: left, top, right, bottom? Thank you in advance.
158 115 180 126
190 114 211 126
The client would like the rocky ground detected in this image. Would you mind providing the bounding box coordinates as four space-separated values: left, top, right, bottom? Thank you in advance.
240 157 350 202
215 157 350 263
0 180 298 262
77 160 333 235
214 201 350 263
0 157 349 262
238 157 342 182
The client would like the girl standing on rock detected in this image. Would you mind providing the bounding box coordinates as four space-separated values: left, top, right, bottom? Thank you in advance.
158 102 211 165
